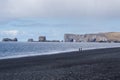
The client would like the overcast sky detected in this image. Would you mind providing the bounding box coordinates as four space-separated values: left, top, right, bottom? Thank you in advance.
0 0 120 41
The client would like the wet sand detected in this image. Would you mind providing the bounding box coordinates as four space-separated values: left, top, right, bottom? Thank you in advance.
0 47 120 80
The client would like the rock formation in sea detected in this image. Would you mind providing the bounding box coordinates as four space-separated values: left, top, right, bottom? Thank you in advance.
39 36 46 42
2 38 18 42
64 32 120 42
28 38 34 42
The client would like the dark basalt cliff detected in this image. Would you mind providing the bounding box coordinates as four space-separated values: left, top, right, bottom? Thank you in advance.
64 32 120 42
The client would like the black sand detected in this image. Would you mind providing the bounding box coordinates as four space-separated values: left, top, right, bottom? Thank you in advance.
0 47 120 80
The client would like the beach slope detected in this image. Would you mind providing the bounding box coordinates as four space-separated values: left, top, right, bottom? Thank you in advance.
0 47 120 80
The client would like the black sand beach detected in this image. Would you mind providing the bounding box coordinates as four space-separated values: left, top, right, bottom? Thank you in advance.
0 47 120 80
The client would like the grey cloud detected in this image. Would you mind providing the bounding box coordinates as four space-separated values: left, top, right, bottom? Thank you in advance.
0 0 120 20
12 23 50 27
11 23 72 27
11 22 92 27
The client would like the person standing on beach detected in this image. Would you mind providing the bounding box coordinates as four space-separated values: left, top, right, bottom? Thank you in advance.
79 48 82 52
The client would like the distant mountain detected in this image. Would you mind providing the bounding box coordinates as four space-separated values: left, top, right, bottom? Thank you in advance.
64 32 120 42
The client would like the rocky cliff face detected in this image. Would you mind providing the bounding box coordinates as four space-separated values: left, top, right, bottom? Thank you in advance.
64 32 120 42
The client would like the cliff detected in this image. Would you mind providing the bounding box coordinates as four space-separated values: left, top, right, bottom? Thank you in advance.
64 32 120 42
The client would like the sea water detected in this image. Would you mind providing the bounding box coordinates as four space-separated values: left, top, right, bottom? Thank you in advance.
0 42 120 59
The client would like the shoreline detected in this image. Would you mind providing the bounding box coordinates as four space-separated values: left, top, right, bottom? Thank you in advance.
0 47 120 80
0 47 119 60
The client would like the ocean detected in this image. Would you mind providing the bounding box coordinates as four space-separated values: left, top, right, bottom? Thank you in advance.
0 42 120 59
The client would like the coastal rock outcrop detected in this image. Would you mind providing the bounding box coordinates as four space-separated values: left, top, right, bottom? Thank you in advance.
64 32 120 42
39 36 46 42
2 38 18 42
28 39 34 42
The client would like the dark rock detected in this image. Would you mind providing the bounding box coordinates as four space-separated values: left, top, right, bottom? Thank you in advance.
28 39 34 42
13 38 18 41
39 36 46 42
2 38 18 42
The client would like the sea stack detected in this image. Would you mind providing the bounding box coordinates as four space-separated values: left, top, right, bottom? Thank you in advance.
28 38 34 42
2 38 18 42
39 36 46 42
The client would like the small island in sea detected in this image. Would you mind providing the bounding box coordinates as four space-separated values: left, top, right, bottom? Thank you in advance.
2 38 18 42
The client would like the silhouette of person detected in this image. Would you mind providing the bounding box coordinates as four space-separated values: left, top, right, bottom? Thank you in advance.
79 48 82 52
